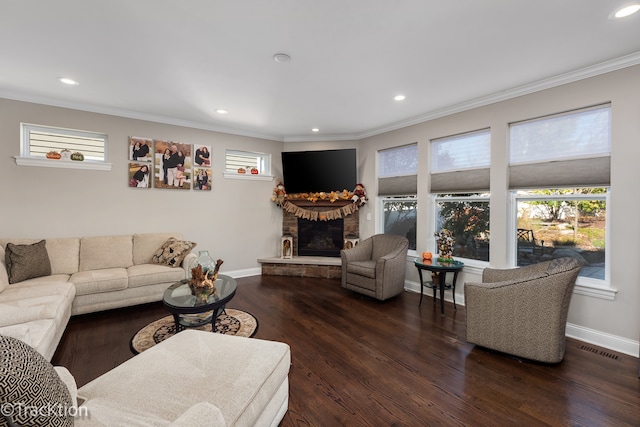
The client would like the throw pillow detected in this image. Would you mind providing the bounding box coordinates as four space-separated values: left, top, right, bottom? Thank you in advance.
0 335 73 427
151 238 196 267
0 245 8 293
5 240 52 284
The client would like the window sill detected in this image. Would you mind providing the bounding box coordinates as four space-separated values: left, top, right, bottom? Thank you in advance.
407 254 488 277
423 259 617 300
14 156 112 171
574 278 617 300
223 172 274 181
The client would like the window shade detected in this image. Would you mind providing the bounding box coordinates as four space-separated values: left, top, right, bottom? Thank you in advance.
24 124 106 162
430 129 490 193
509 104 611 188
378 144 418 195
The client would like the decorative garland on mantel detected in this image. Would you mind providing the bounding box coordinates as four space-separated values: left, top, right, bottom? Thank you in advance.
282 200 360 221
272 180 367 222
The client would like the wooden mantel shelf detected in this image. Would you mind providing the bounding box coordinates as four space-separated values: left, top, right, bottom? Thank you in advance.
285 199 353 207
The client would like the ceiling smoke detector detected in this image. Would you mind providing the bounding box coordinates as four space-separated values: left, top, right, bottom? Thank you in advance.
273 53 291 63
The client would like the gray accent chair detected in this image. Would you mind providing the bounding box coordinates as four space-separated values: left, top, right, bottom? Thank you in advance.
464 257 582 363
340 234 409 301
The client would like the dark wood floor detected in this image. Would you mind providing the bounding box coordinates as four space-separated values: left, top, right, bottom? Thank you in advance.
52 275 640 426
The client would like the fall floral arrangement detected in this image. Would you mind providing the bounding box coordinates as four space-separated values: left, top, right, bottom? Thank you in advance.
434 229 455 262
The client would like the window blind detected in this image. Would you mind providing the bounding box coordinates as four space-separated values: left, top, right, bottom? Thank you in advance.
430 129 490 193
24 124 107 162
378 144 418 196
509 104 611 189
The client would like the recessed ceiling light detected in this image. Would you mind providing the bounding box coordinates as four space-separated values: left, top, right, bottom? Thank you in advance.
611 4 640 18
394 95 406 101
215 109 229 114
58 77 79 85
273 53 291 63
311 128 319 132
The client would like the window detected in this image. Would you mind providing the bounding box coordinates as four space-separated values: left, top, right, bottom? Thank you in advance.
382 197 417 251
16 123 110 170
509 105 611 283
378 144 418 251
430 130 491 261
224 149 272 180
514 188 607 280
435 193 490 261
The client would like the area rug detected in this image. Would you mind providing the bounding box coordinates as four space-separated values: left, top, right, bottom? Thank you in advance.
130 308 258 354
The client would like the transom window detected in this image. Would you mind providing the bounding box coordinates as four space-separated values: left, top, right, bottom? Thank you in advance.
224 149 271 179
16 123 110 170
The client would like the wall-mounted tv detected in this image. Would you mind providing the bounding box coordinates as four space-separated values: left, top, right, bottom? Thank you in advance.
282 149 357 194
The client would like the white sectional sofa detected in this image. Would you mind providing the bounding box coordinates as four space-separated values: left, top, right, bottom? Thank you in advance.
0 232 196 360
0 232 293 426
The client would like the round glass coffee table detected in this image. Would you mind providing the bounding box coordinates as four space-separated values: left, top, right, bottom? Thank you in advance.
162 274 237 332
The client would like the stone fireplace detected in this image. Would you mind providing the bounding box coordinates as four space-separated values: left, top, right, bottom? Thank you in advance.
259 199 360 278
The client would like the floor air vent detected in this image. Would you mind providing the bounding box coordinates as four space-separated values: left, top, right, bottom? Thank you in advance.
579 344 619 360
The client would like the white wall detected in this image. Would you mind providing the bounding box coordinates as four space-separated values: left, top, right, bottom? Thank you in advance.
0 99 284 275
356 65 640 356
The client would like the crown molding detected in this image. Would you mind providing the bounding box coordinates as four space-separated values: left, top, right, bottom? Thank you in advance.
3 52 639 144
349 51 640 141
0 90 285 142
282 134 361 143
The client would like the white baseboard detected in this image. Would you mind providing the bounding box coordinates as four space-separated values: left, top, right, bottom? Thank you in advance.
404 280 640 358
227 267 261 279
566 323 639 358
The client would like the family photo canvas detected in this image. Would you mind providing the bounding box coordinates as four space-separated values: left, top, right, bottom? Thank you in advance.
154 140 192 190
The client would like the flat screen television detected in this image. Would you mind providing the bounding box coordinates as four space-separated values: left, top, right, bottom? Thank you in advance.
281 149 357 194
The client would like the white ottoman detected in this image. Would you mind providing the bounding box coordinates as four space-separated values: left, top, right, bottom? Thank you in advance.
75 330 290 427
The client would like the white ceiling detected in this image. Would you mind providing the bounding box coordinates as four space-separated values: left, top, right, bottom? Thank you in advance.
1 0 639 142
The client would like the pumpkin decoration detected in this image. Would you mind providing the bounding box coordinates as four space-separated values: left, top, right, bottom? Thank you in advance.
70 152 84 161
46 151 61 159
60 149 71 160
250 167 259 174
237 167 246 174
422 252 433 260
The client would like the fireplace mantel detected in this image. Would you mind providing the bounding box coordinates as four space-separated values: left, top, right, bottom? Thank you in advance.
285 198 353 208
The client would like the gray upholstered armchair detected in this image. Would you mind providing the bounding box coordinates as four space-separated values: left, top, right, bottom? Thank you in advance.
464 257 582 363
340 234 409 301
